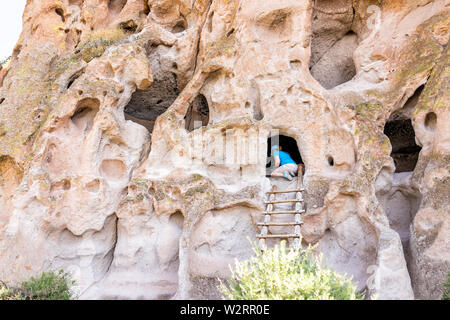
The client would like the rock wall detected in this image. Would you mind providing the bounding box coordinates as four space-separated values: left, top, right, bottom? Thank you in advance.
0 0 448 300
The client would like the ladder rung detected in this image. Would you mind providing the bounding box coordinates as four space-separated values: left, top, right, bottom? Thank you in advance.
265 199 304 204
263 210 305 215
257 222 303 227
266 189 305 194
257 234 301 239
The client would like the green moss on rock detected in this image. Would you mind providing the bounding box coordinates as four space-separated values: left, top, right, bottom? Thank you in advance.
75 28 127 63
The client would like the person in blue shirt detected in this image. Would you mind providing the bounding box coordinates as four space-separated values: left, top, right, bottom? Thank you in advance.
270 145 299 181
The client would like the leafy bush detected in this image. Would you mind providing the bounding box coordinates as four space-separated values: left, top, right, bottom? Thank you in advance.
442 271 450 300
220 241 364 300
0 270 75 300
0 281 23 300
21 270 75 300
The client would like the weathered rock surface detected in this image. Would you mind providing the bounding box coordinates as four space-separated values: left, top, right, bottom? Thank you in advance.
0 0 448 300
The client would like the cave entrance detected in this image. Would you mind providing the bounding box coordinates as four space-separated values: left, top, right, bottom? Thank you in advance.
266 135 304 177
309 0 358 89
124 88 210 135
124 72 179 134
384 85 424 173
384 119 422 173
184 94 210 132
382 118 422 276
380 85 425 281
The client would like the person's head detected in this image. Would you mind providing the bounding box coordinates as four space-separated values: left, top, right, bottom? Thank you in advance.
271 145 279 155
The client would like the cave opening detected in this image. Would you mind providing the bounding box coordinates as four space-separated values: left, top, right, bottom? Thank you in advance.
384 119 422 173
266 135 304 176
184 94 210 132
309 0 358 89
55 8 66 23
124 72 179 134
71 98 100 133
381 118 422 277
379 85 425 281
425 112 437 132
384 85 424 173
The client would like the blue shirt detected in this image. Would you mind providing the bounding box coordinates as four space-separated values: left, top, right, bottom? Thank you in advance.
273 151 296 166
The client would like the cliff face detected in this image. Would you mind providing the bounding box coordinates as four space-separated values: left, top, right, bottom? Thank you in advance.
0 0 448 300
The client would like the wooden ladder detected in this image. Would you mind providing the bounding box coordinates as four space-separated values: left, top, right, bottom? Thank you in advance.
257 166 305 249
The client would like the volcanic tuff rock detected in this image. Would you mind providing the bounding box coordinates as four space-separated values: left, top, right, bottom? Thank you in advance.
0 0 448 300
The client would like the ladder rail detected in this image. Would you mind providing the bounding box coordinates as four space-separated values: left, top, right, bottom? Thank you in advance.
265 199 304 204
266 189 305 194
262 210 305 215
257 234 301 239
257 222 303 227
293 165 304 248
258 164 306 249
258 185 276 249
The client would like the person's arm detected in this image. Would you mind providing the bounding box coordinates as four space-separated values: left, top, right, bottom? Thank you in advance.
274 155 280 168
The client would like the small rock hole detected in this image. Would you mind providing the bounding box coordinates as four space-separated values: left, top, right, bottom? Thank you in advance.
424 112 437 132
185 94 209 132
142 1 150 15
120 20 138 33
327 156 334 167
55 8 65 23
71 98 100 132
172 19 187 33
66 70 84 90
226 28 235 37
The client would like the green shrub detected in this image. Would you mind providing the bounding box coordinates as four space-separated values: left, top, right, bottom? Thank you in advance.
442 271 450 300
0 282 23 300
0 270 75 300
21 270 75 300
220 240 364 300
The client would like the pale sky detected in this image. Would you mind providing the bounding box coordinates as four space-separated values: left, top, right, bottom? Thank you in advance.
0 1 26 59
